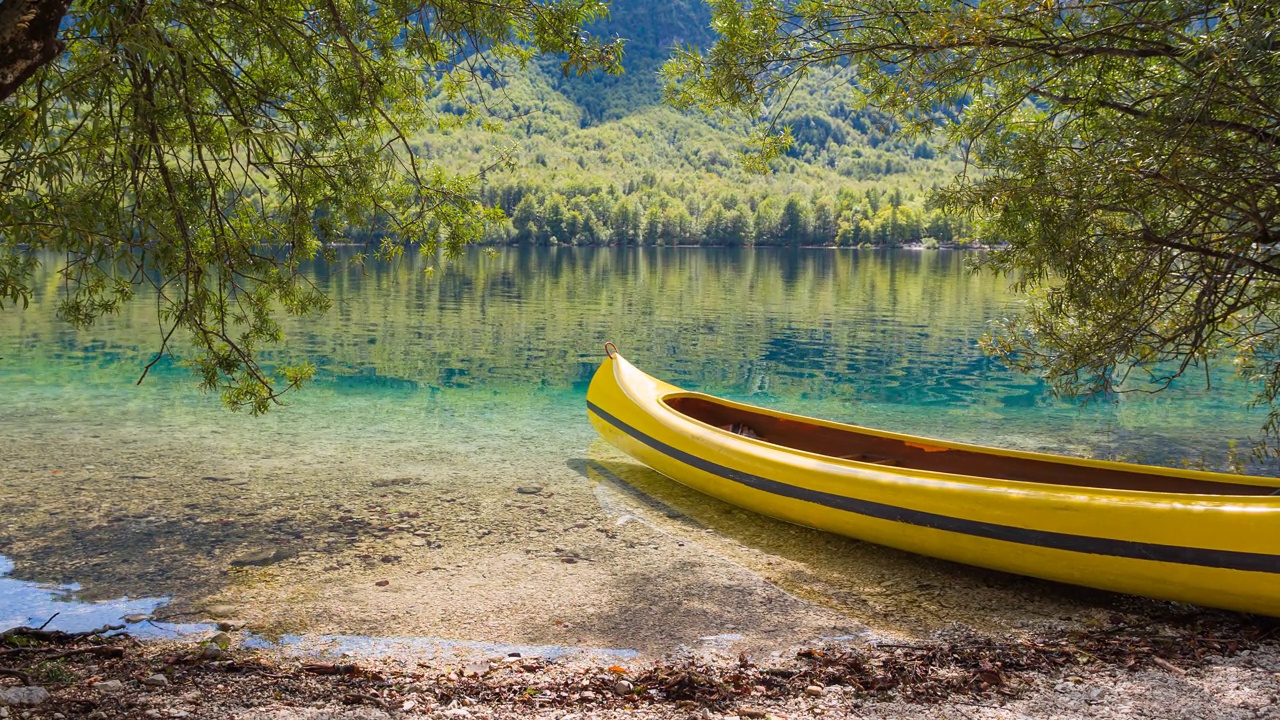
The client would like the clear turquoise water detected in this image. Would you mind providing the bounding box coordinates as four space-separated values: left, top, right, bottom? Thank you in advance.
1 246 1264 456
0 246 1270 638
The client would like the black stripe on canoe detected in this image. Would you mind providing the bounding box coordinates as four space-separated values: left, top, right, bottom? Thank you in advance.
587 401 1280 574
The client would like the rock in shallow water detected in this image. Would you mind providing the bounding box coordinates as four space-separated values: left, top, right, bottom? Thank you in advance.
229 549 293 567
204 604 238 619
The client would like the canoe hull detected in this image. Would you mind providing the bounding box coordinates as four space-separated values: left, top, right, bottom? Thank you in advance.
587 354 1280 616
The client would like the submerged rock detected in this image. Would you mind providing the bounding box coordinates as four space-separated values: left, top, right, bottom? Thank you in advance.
204 604 238 619
229 549 293 567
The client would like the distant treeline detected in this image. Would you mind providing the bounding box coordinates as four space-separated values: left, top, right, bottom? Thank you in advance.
479 178 974 247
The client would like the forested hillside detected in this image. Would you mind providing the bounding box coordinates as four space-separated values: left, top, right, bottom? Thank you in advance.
421 0 970 248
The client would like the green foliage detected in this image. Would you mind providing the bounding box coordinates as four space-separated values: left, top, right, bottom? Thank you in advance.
667 0 1280 445
540 0 716 123
424 50 969 248
2 0 974 411
0 0 620 411
30 659 74 684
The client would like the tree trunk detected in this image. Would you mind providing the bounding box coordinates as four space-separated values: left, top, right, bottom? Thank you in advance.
0 0 73 101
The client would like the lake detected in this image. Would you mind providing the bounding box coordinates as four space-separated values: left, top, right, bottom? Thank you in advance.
0 246 1268 655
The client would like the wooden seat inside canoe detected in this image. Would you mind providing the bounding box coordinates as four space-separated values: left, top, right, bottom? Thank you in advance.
665 395 1279 496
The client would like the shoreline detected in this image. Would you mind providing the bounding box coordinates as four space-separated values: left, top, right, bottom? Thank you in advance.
5 438 1275 669
2 610 1276 719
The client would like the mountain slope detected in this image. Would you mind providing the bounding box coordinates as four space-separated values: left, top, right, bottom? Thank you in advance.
420 0 969 247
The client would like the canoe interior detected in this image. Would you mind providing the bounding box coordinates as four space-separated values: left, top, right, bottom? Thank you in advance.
665 396 1280 496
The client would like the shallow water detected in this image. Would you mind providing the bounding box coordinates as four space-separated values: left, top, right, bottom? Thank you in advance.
0 553 640 662
0 247 1270 655
0 555 170 635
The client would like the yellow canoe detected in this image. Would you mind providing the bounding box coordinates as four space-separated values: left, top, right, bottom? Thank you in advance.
586 351 1280 616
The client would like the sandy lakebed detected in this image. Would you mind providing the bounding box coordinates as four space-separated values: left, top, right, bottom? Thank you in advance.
1 389 1278 718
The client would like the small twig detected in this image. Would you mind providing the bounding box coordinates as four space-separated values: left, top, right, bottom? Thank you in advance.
304 663 359 676
42 646 126 662
37 613 61 631
343 692 386 708
148 610 205 623
0 667 33 686
0 623 125 644
1151 656 1187 675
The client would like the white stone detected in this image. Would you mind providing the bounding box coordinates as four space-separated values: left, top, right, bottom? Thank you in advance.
0 687 50 707
93 680 124 693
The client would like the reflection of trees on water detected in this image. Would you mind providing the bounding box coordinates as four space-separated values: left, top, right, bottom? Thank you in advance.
303 246 1028 404
6 248 1022 401
2 247 1257 425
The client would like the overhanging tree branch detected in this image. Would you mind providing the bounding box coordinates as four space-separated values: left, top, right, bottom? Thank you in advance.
1 0 621 411
666 0 1280 447
0 0 72 102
